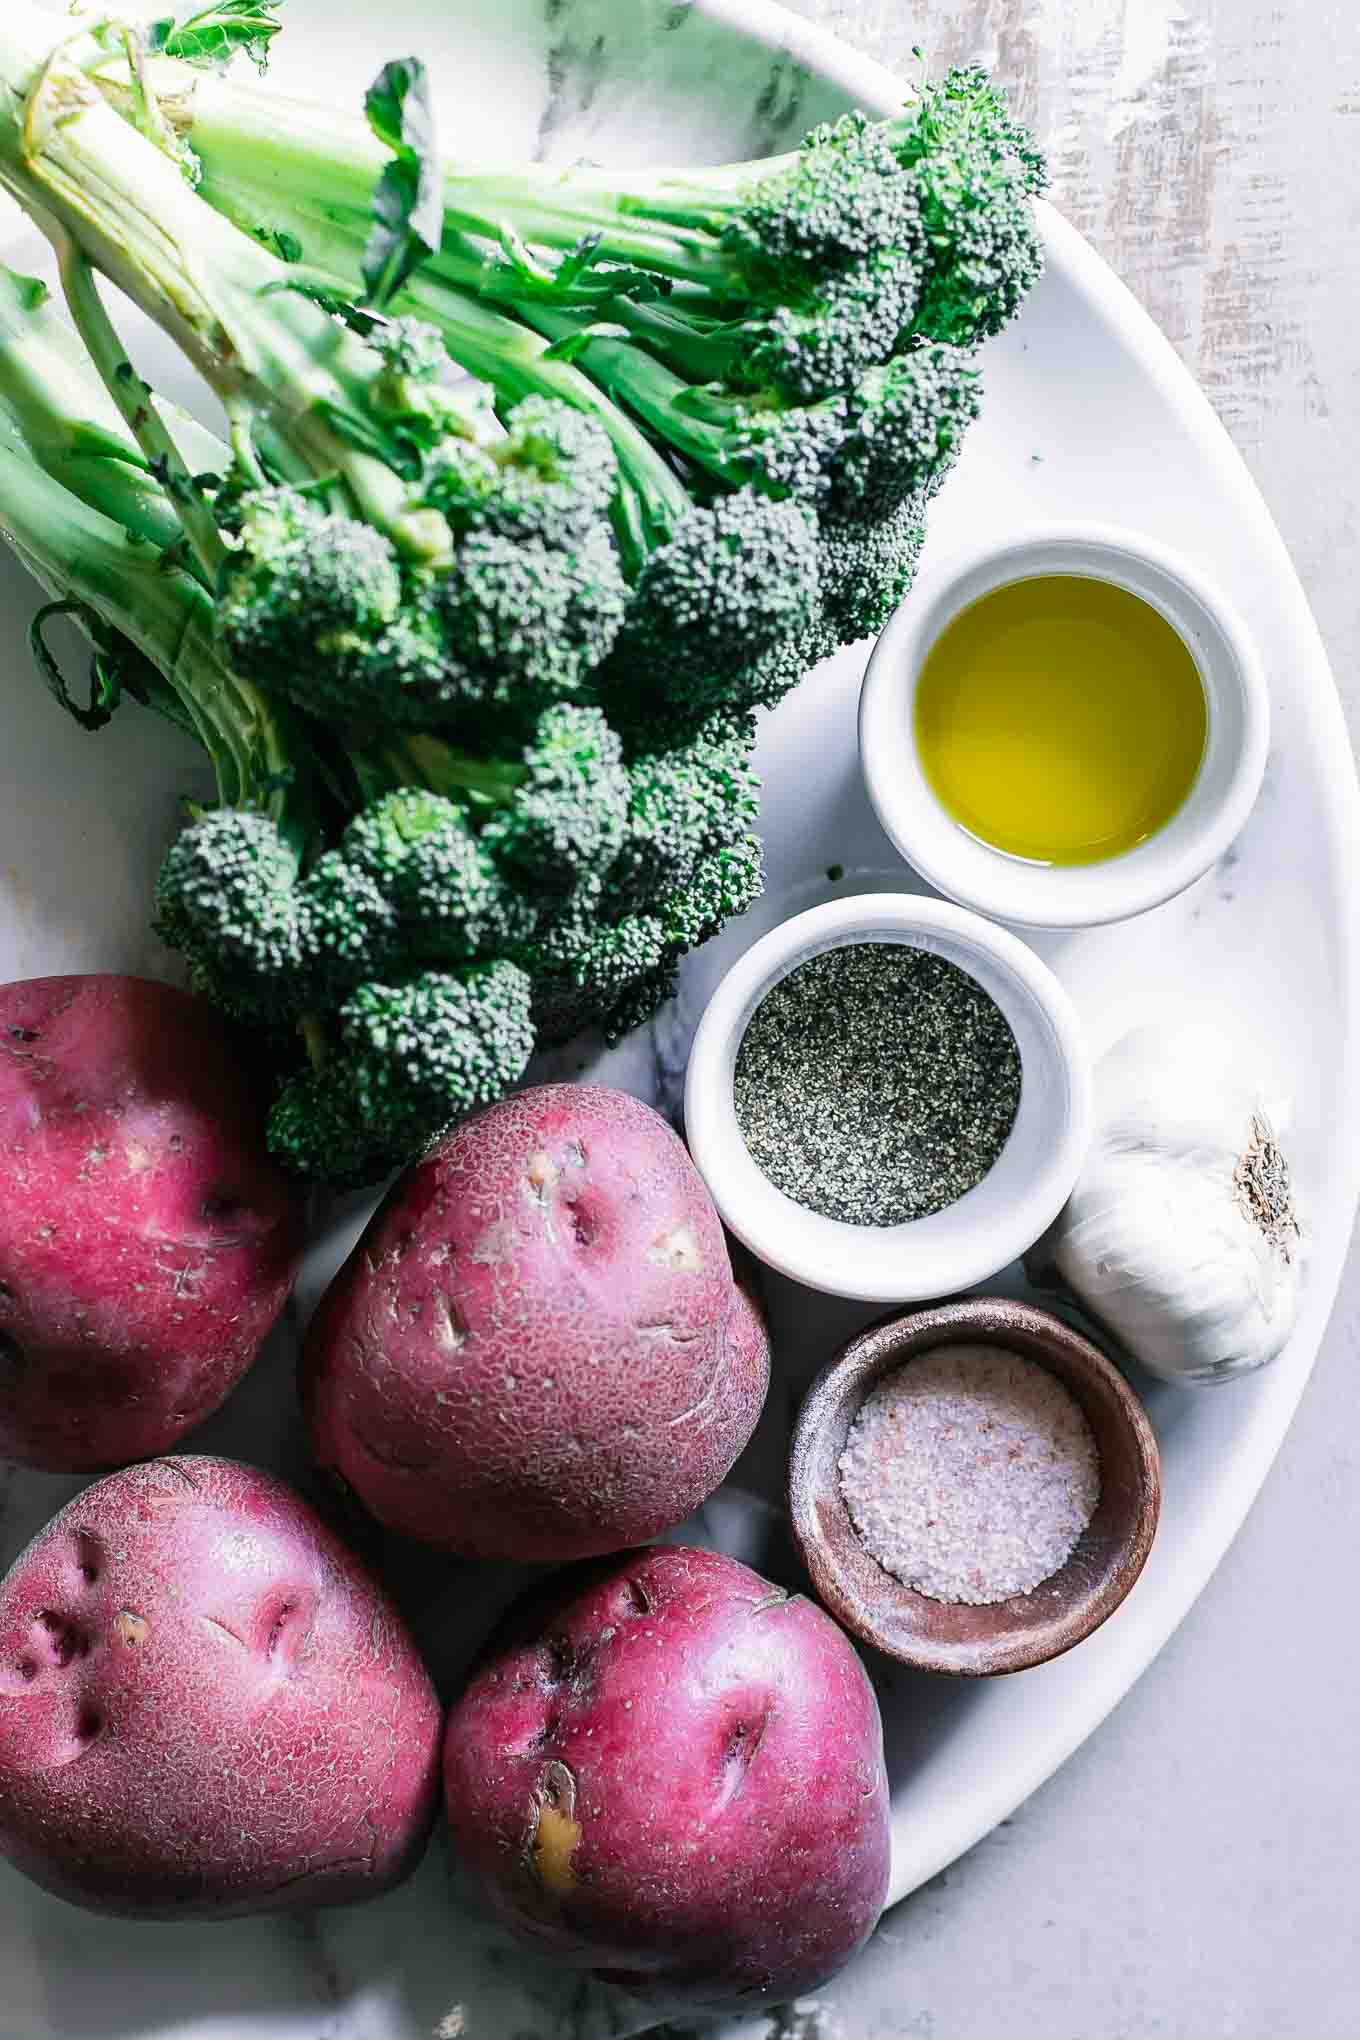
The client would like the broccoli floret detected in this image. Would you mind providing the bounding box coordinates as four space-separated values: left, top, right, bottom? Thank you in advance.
156 812 403 1017
339 962 536 1146
571 112 930 401
830 345 982 519
527 829 764 1046
217 488 402 665
216 382 629 728
816 498 929 647
527 309 849 507
267 960 535 1182
437 519 627 714
429 392 617 541
214 486 458 725
729 391 848 503
525 884 670 1046
265 1061 391 1189
479 703 629 883
373 312 451 384
614 489 820 716
295 848 400 996
661 832 764 950
893 67 1047 348
742 249 922 403
730 111 927 289
611 709 760 905
402 392 630 715
154 807 306 1019
341 789 532 959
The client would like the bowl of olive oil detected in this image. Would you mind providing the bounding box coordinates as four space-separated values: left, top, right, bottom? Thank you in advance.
859 526 1269 929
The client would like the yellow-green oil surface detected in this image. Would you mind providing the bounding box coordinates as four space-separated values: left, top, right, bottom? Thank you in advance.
914 575 1208 865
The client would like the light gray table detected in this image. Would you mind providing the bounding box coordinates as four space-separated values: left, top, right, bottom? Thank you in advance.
773 4 1360 2033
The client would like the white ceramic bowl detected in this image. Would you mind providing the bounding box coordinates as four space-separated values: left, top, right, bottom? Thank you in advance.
684 894 1092 1302
859 524 1270 929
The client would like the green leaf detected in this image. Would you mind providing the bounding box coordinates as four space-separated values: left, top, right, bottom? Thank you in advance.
6 271 48 314
479 230 672 308
361 58 442 310
541 321 630 365
147 3 286 73
311 397 406 472
259 227 303 265
258 274 384 337
29 603 125 733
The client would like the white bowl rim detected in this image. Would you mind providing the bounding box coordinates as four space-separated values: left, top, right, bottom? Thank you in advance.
858 519 1271 930
684 893 1092 1302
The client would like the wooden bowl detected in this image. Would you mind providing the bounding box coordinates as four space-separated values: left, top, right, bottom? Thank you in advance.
788 1298 1161 1677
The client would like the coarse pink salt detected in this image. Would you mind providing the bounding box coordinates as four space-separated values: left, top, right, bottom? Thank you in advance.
837 1343 1100 1605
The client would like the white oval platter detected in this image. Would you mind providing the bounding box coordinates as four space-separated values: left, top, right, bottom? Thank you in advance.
0 2 1356 2034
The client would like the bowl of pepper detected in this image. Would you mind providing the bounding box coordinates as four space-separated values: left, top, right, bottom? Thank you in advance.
683 894 1091 1302
788 1298 1161 1676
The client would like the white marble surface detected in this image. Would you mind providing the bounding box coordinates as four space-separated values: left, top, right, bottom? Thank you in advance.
0 3 1357 2037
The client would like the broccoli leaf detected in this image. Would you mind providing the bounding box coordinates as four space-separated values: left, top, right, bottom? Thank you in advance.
148 3 286 73
541 320 630 365
28 602 126 733
362 59 442 311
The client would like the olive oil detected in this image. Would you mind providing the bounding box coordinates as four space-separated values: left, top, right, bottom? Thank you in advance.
914 575 1207 865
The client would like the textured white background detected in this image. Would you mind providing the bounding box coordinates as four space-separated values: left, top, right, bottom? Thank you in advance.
775 3 1360 2035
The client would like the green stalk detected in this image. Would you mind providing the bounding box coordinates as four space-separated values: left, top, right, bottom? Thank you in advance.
0 435 266 803
0 4 447 561
350 731 526 808
515 302 763 489
58 243 229 583
0 263 208 562
398 271 691 568
0 261 316 842
165 158 693 570
605 293 753 386
125 61 774 291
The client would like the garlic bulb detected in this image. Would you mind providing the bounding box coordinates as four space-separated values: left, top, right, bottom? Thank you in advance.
1041 1023 1303 1385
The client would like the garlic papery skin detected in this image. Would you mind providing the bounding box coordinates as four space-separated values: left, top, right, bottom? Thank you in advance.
1044 1024 1303 1386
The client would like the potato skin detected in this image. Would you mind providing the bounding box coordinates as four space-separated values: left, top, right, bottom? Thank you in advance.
0 976 304 1472
303 1084 770 1561
0 1456 442 1919
444 1544 891 2012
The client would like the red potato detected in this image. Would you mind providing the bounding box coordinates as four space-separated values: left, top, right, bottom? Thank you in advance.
0 1455 442 1918
444 1544 891 2012
0 975 304 1472
303 1084 770 1561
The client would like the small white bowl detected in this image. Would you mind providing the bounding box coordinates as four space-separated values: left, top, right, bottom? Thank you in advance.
684 895 1091 1302
859 524 1270 929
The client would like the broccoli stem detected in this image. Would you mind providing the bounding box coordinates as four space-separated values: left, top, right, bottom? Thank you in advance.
0 434 273 803
396 271 689 568
120 62 770 292
148 152 696 571
0 252 315 837
604 294 751 387
57 242 230 584
0 4 449 562
0 263 217 570
348 730 526 809
95 56 1037 307
512 302 775 492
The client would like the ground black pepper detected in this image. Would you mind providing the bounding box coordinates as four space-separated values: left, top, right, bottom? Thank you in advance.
732 942 1022 1226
